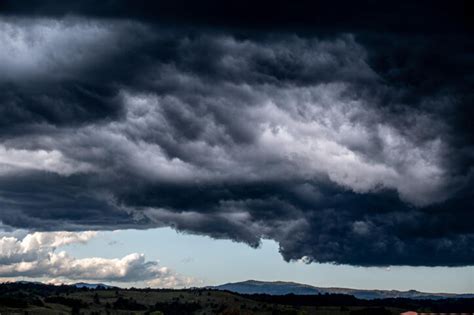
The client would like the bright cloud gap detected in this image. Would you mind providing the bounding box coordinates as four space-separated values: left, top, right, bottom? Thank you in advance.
0 231 196 288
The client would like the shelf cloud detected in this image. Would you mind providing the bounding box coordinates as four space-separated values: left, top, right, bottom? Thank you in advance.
0 1 472 267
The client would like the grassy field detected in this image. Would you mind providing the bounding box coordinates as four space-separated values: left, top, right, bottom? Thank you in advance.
0 285 408 315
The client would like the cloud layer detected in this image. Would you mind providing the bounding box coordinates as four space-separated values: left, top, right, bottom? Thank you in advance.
0 231 194 287
0 9 472 267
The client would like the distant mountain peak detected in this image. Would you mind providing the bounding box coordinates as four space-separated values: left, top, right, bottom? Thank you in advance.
73 282 116 289
211 280 474 300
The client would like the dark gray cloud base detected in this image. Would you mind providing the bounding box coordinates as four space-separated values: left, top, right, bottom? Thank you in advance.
0 3 472 267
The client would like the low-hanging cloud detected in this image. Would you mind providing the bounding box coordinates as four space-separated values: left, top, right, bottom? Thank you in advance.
0 13 472 267
0 231 195 287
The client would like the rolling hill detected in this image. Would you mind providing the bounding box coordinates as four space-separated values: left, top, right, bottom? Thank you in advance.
211 280 474 300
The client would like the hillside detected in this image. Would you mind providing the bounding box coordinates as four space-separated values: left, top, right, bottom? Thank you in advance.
212 280 474 300
0 282 472 314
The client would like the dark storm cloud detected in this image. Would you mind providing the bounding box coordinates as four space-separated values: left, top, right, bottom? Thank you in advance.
0 0 470 33
0 170 143 230
0 2 472 267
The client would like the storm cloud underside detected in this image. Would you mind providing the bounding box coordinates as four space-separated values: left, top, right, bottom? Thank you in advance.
0 2 473 267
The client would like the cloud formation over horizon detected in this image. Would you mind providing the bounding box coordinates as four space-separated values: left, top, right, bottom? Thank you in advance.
0 231 195 287
0 2 472 267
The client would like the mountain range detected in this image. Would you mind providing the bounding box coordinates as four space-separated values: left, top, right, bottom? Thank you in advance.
211 280 474 300
11 280 473 300
73 282 116 289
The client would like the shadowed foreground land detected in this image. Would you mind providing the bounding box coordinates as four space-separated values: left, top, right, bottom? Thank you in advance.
0 283 472 315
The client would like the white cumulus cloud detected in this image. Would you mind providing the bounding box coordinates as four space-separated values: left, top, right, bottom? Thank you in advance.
0 231 196 288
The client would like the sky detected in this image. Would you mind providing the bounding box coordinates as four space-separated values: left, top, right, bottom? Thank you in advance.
0 0 472 292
